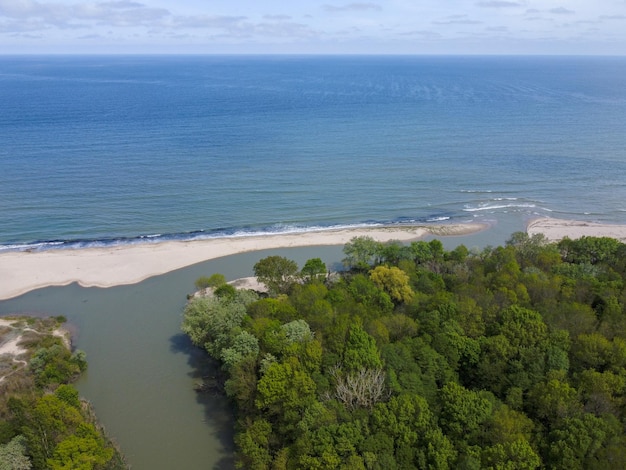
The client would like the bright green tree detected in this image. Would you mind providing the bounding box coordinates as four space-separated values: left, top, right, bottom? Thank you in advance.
343 325 382 372
369 265 414 304
301 258 327 283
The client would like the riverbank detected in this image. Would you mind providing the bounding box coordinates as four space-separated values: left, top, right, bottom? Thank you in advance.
0 316 70 384
0 223 486 301
527 218 626 242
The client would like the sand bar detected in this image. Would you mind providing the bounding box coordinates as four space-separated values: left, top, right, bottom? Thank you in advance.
527 218 626 243
0 224 485 301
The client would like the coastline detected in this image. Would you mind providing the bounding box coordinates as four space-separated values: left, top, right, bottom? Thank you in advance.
0 223 485 301
527 217 626 243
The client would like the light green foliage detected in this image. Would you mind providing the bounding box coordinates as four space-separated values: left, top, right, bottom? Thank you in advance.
281 319 313 343
342 325 382 372
253 256 299 296
507 231 560 271
371 394 433 445
0 436 31 470
47 423 114 470
342 236 381 270
221 331 260 369
195 273 226 291
181 289 258 358
481 439 541 470
421 428 457 470
369 265 414 304
256 357 316 415
439 382 493 441
410 240 434 264
247 297 298 323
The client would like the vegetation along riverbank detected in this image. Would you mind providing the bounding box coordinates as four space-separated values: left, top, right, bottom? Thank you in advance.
183 231 626 468
0 316 126 469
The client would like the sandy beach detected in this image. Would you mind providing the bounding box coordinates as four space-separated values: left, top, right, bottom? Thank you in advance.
0 224 485 301
527 218 626 243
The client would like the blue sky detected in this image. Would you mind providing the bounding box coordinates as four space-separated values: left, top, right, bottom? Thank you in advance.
1 0 625 54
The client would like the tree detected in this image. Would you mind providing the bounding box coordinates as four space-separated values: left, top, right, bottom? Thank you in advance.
256 357 316 418
547 413 617 470
301 258 327 283
328 366 386 410
47 423 114 470
558 236 622 265
181 289 258 358
342 236 381 270
528 371 582 424
254 256 299 296
481 439 541 470
234 419 273 470
343 325 382 372
195 273 226 291
221 331 260 369
369 265 414 304
438 382 493 442
0 436 31 470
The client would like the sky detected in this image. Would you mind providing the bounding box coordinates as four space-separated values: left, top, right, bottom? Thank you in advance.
1 0 625 55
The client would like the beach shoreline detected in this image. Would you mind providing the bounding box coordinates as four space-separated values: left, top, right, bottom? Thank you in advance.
3 218 626 302
0 223 486 301
527 217 626 243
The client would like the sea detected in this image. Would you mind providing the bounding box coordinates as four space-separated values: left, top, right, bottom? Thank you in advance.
2 55 626 253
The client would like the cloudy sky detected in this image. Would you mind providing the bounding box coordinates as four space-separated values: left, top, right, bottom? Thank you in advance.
1 0 625 54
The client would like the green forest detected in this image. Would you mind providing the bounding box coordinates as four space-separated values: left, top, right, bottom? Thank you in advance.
0 317 125 470
182 233 626 470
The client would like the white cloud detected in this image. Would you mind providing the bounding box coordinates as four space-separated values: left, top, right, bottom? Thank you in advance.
0 0 170 29
549 7 575 15
1 0 625 54
476 1 523 8
322 3 382 13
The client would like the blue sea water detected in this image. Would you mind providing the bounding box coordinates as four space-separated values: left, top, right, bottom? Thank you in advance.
1 55 626 251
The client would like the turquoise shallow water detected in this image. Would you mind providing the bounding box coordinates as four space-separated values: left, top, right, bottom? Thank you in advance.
1 55 626 251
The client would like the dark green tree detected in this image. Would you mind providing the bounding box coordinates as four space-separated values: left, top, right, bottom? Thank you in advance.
254 256 299 296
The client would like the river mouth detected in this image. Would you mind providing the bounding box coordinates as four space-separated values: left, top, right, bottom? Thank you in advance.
0 226 515 469
0 246 345 469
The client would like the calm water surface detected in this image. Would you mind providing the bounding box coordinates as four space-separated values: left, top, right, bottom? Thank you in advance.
0 246 347 469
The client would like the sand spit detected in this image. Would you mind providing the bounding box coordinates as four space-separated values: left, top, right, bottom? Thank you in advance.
527 218 626 243
0 224 486 301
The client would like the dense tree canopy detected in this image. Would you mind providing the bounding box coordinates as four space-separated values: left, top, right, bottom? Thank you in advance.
183 233 626 469
0 318 125 470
